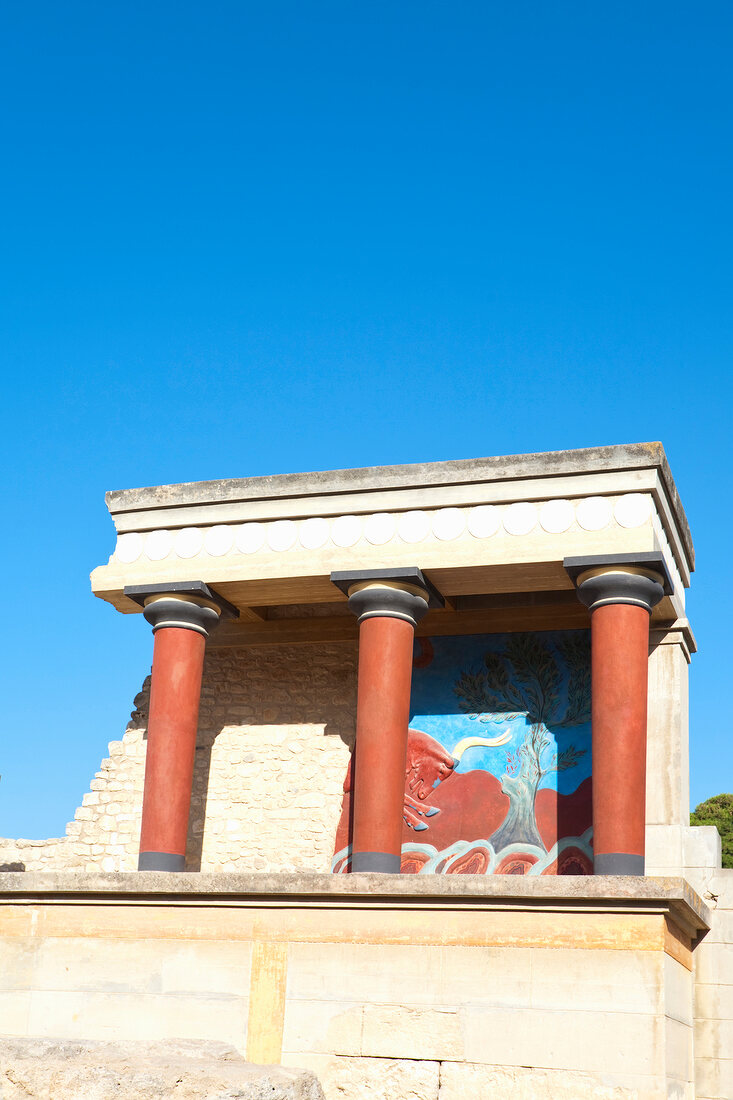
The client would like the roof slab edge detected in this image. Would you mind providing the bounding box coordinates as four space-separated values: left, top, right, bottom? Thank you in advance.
105 442 694 571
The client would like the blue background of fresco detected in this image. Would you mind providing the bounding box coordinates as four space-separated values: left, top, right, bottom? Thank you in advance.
409 631 591 797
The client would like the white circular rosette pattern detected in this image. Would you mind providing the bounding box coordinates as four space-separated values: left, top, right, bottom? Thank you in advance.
113 493 662 566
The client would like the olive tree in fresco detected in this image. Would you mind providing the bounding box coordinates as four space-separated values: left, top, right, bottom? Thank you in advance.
454 633 590 852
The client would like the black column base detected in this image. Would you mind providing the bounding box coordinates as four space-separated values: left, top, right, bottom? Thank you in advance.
138 851 186 872
351 851 401 873
594 852 645 876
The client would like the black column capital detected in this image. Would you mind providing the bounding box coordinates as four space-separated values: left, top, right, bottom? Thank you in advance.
331 567 444 629
124 581 238 638
564 552 672 614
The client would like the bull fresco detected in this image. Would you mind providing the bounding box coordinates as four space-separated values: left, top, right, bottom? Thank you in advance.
333 630 593 875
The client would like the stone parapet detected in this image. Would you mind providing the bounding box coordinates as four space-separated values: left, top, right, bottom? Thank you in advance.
0 872 711 1100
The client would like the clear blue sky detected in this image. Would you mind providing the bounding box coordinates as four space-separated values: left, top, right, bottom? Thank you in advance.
1 2 731 837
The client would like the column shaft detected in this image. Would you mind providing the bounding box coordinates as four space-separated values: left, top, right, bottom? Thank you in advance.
565 554 670 876
351 615 415 872
139 626 206 870
591 602 651 873
331 567 440 874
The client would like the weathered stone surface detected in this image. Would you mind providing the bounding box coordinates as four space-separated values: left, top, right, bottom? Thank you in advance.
437 1061 647 1099
283 1055 439 1100
0 1038 324 1099
0 869 711 936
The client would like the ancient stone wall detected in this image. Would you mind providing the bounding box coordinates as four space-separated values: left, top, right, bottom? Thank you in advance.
0 873 707 1100
0 642 357 874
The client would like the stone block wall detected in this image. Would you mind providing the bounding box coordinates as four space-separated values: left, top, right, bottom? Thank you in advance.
678 828 733 1100
189 643 356 873
0 642 357 874
0 874 706 1100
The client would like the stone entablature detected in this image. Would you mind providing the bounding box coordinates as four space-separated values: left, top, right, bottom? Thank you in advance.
105 494 687 619
103 443 692 558
92 444 693 627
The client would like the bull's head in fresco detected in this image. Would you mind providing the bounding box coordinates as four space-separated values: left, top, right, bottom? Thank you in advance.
344 726 511 833
403 727 511 830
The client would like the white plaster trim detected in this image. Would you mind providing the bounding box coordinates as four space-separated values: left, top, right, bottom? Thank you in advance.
364 512 396 545
299 517 330 550
398 510 431 544
111 493 663 572
651 510 685 607
205 525 234 557
268 520 298 552
614 493 652 528
116 532 144 563
175 527 204 559
539 499 574 534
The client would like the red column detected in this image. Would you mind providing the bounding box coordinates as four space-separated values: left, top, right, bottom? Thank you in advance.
138 625 207 871
351 615 416 872
590 602 652 875
568 558 667 876
331 569 440 873
124 584 232 872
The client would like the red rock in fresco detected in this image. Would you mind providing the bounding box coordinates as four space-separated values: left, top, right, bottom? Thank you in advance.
332 851 351 874
495 851 540 875
443 843 492 874
557 847 593 875
401 850 432 874
414 768 509 852
403 728 457 828
338 727 457 837
332 792 352 861
540 845 593 876
412 637 435 669
535 776 593 852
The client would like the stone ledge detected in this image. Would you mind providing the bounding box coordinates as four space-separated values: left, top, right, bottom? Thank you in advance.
0 871 711 933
